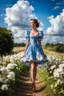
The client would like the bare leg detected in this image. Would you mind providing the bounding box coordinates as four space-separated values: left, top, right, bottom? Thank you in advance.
30 61 38 91
34 62 38 81
33 62 38 90
32 62 37 80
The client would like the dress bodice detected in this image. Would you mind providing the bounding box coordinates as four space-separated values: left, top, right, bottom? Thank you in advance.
25 30 43 45
30 32 39 45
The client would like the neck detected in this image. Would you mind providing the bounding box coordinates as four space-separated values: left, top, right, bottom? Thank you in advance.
32 27 37 31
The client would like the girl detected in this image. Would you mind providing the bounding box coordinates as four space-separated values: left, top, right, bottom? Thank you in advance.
20 18 48 92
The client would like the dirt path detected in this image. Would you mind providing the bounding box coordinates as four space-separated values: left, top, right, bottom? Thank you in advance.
14 71 47 96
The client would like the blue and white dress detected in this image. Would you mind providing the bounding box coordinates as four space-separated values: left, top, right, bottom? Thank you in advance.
20 30 49 66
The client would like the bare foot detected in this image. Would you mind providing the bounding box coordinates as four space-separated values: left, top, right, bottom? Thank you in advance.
32 82 36 92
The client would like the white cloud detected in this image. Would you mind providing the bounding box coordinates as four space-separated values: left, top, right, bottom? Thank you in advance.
43 9 64 45
53 6 60 10
56 1 64 6
47 15 54 20
54 1 64 11
4 0 43 43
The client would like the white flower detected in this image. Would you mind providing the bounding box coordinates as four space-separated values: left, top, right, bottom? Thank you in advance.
50 65 56 70
7 63 17 70
20 57 26 62
50 71 52 73
50 84 54 89
54 79 60 87
53 67 63 77
53 89 56 93
59 63 64 68
0 77 7 83
0 67 9 75
10 57 14 63
7 72 15 80
3 56 10 62
2 61 6 65
57 79 61 84
2 78 7 83
1 84 8 91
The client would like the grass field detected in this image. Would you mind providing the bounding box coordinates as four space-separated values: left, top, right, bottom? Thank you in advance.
1 46 63 96
12 46 25 53
43 48 64 60
12 46 64 60
37 68 54 96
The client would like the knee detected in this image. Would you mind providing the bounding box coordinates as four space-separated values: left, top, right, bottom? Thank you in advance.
31 62 35 69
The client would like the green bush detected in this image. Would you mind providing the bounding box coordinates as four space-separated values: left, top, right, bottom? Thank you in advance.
0 27 14 55
59 46 64 52
44 43 64 53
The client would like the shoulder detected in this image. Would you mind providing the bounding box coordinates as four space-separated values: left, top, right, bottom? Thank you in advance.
25 30 30 39
39 31 43 34
38 31 43 40
25 30 30 34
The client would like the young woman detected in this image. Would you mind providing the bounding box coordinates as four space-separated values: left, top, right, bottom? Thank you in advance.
20 18 48 92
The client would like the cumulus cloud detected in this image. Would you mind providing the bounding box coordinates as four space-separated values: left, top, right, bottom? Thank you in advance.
4 0 43 43
42 9 64 45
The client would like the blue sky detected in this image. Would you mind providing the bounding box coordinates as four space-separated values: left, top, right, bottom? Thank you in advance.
0 0 64 44
0 0 64 30
30 0 64 29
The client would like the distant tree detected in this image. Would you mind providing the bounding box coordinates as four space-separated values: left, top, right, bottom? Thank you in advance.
44 43 64 53
14 43 26 47
0 27 14 55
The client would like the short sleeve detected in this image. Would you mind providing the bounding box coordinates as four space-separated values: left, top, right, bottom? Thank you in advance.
25 30 30 40
38 31 43 40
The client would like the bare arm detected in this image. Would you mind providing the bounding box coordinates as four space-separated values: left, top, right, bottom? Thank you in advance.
24 40 30 54
21 40 30 58
38 40 46 58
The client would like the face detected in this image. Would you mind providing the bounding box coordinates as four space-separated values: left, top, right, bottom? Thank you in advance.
30 20 36 28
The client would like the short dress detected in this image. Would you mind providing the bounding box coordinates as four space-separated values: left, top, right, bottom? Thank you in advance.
20 30 49 66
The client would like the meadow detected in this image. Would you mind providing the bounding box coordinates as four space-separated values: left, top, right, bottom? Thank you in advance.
12 46 64 96
0 46 64 96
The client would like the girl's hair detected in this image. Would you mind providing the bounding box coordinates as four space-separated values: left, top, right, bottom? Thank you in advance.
30 18 40 28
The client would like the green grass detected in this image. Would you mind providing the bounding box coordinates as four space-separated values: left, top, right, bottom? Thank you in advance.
43 47 64 60
37 67 55 96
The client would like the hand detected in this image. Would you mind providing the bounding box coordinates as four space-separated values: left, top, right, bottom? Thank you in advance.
20 54 25 58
